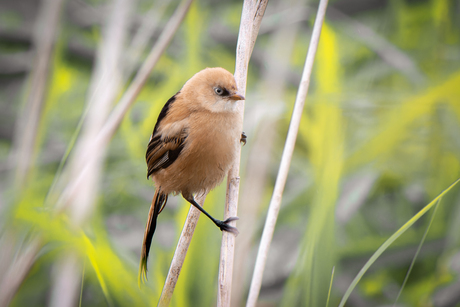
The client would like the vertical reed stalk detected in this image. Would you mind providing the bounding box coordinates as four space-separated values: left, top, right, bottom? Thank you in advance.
218 1 268 306
231 2 304 305
246 0 329 306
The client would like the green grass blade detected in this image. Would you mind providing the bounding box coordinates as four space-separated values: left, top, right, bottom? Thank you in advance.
338 178 460 307
392 198 441 306
326 266 335 307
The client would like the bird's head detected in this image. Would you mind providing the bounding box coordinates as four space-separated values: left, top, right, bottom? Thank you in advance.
182 67 245 113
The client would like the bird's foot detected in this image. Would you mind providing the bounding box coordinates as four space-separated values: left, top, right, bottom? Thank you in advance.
216 216 239 235
240 132 247 146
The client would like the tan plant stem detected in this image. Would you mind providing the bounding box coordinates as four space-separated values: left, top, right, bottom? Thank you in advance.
245 0 329 306
218 1 268 306
231 2 304 305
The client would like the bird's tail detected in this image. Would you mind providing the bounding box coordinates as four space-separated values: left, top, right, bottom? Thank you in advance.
138 188 168 285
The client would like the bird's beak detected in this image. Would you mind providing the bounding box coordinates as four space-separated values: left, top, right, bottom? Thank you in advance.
229 92 245 101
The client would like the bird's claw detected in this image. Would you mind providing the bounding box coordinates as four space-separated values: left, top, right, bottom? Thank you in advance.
217 216 239 236
240 132 247 146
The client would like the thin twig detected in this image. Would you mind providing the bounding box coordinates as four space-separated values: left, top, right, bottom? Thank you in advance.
245 0 329 306
218 1 268 306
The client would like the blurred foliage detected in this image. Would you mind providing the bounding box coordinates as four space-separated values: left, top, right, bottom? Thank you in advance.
0 0 460 306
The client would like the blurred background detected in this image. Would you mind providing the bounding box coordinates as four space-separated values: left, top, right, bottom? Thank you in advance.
0 0 460 306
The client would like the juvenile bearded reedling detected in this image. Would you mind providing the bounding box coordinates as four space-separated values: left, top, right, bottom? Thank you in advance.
139 67 247 282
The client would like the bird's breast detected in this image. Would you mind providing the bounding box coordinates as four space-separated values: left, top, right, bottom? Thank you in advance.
186 112 240 178
153 111 242 195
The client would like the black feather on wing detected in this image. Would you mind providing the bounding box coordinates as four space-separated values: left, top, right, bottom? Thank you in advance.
146 92 187 178
146 134 187 178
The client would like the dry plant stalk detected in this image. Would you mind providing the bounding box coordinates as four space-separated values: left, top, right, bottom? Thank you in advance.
246 0 330 306
231 2 304 305
157 194 205 307
218 1 268 306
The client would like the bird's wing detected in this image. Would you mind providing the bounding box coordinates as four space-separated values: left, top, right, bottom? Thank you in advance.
146 92 189 178
146 128 188 178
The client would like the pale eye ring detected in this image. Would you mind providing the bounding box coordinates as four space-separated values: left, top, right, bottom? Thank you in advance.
214 87 224 96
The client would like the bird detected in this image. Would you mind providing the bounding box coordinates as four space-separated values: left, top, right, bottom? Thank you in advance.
139 67 247 282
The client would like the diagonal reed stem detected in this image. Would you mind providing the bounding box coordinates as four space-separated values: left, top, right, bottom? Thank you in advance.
245 0 329 306
157 193 205 307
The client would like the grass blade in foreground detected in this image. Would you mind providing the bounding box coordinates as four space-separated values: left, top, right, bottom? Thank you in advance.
392 199 441 306
326 266 335 307
338 178 460 307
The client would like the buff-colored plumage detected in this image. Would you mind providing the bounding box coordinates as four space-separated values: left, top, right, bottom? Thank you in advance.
139 67 245 283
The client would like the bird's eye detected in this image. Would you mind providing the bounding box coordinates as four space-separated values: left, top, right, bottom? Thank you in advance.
214 87 224 96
